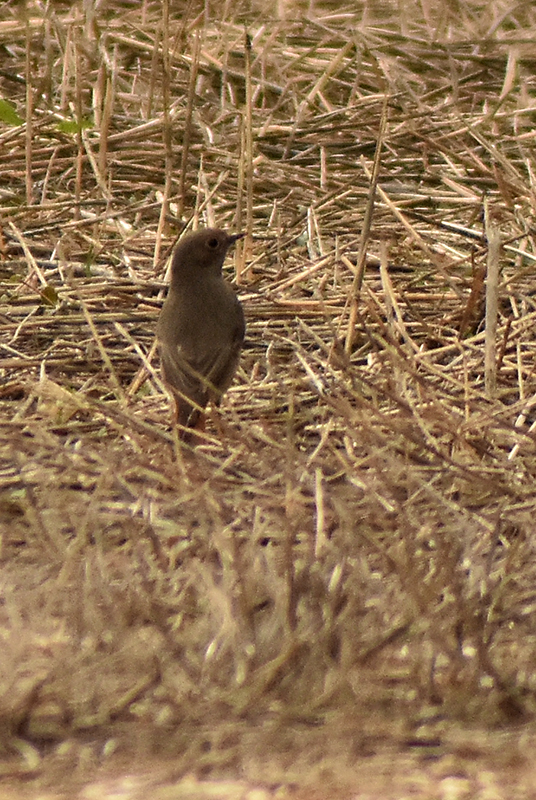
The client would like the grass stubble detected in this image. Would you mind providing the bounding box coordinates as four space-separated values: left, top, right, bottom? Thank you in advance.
1 0 536 796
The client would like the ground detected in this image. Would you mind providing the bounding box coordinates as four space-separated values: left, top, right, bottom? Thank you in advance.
2 0 536 797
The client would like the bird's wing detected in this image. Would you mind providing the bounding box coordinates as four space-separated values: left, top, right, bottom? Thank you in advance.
161 302 245 406
188 306 245 398
206 302 245 393
159 344 207 407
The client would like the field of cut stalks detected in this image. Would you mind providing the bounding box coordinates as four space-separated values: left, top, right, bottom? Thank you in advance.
2 1 536 797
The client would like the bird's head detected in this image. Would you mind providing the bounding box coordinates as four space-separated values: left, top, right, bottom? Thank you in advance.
170 228 244 280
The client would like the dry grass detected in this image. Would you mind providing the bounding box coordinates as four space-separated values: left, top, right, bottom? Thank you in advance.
2 0 536 796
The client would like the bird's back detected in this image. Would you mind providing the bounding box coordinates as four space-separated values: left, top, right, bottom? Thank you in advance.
157 274 245 422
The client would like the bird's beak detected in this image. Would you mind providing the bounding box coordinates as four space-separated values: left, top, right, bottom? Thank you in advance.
229 232 246 244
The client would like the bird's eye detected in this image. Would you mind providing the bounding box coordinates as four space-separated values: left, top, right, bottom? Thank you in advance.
207 237 219 249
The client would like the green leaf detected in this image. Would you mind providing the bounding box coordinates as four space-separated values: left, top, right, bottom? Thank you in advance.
56 115 94 135
0 99 24 126
41 285 59 306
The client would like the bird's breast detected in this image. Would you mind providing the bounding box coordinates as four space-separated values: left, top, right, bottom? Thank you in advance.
157 277 243 356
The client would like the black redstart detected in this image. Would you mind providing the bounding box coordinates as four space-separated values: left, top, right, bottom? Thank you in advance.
156 228 245 439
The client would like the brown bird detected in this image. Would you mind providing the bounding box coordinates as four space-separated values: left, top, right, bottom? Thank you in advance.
156 228 245 439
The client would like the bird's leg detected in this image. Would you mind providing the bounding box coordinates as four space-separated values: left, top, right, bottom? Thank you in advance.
206 403 226 440
172 397 180 424
169 391 209 444
183 413 205 438
172 398 192 441
178 408 207 444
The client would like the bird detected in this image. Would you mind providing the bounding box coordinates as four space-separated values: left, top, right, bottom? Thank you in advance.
156 228 245 441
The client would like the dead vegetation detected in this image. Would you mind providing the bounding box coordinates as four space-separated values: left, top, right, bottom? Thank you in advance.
2 0 536 796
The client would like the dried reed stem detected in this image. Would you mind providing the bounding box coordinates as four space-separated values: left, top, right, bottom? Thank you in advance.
345 93 388 354
24 18 33 206
178 31 201 220
484 203 501 398
243 29 254 279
